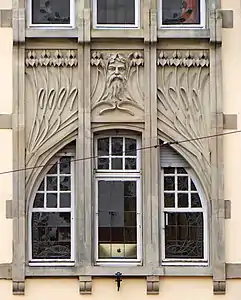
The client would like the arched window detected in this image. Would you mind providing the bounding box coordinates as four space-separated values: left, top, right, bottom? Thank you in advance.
29 155 74 263
160 144 208 265
94 134 142 263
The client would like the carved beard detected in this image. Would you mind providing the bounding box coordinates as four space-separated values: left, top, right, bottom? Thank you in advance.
107 77 125 99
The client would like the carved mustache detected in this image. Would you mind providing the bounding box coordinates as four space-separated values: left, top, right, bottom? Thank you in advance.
107 74 124 85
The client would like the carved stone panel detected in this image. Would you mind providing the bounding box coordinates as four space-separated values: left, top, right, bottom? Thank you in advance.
157 50 211 197
25 50 78 199
90 51 144 122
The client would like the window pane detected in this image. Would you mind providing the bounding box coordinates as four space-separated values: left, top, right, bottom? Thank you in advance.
60 176 71 191
98 158 109 169
60 157 71 174
47 176 57 191
33 193 44 208
178 193 188 207
191 193 202 207
125 138 137 156
164 193 175 208
32 212 71 259
125 158 136 170
98 180 137 259
177 176 188 190
32 0 71 25
98 138 109 156
112 158 123 170
60 193 71 208
48 163 57 174
38 179 45 191
46 193 57 208
164 176 175 190
164 167 175 174
165 212 203 259
111 137 123 156
97 0 135 25
162 0 200 25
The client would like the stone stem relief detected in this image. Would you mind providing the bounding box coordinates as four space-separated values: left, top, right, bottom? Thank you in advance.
25 50 78 185
157 50 211 196
90 51 144 117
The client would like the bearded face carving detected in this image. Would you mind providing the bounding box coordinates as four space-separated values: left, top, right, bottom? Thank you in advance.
91 52 144 116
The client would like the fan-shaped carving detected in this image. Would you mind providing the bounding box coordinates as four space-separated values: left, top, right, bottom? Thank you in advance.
157 50 211 196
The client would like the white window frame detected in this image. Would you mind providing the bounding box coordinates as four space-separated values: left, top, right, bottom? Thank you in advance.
28 154 75 266
28 0 75 28
94 135 142 265
160 167 208 266
159 0 206 29
92 0 140 29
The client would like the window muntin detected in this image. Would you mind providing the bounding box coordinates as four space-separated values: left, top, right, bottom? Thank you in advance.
161 167 207 264
29 0 74 27
93 0 139 28
95 135 141 263
30 156 74 262
96 137 139 171
160 0 205 28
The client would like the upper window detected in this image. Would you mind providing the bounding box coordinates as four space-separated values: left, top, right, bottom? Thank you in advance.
29 156 74 264
160 145 208 265
29 0 74 27
95 135 142 263
160 0 205 28
93 0 139 28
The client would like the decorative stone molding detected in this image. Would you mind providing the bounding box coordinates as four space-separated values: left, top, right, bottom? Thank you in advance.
25 49 78 199
213 280 226 295
79 276 92 294
146 276 159 295
26 50 78 67
90 51 144 117
13 281 25 295
157 50 209 68
157 50 211 198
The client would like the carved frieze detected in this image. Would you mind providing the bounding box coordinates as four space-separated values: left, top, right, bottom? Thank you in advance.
25 50 78 192
90 51 144 119
157 50 211 197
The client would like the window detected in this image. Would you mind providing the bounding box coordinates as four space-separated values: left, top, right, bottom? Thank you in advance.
95 136 142 263
160 145 208 265
29 156 74 264
93 0 139 28
160 0 205 28
29 0 75 27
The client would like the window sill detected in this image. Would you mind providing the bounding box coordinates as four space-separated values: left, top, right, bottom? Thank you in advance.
157 28 210 39
25 265 212 277
91 28 144 39
26 28 78 38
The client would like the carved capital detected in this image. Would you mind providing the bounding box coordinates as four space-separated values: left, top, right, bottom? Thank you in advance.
213 280 226 295
13 281 25 295
79 276 92 294
146 276 159 295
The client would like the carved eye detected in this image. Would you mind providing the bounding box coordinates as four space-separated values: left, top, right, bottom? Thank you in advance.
109 66 116 71
118 67 125 72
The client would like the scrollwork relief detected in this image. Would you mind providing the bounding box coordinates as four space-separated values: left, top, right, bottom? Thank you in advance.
90 51 144 117
157 50 211 196
25 50 78 187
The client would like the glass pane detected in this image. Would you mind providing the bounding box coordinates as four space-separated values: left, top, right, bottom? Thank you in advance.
38 179 45 191
46 193 57 208
60 193 71 208
32 0 71 25
33 193 44 208
97 0 135 25
98 138 109 156
98 158 109 169
125 158 136 170
60 176 71 191
164 176 175 190
98 180 137 259
178 176 188 190
125 138 137 156
60 157 71 174
47 176 57 191
191 179 197 191
164 193 175 208
111 137 123 156
48 163 57 174
177 167 187 174
164 167 175 174
162 0 200 25
191 193 202 208
111 158 123 170
32 212 71 259
178 193 188 207
165 212 203 259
